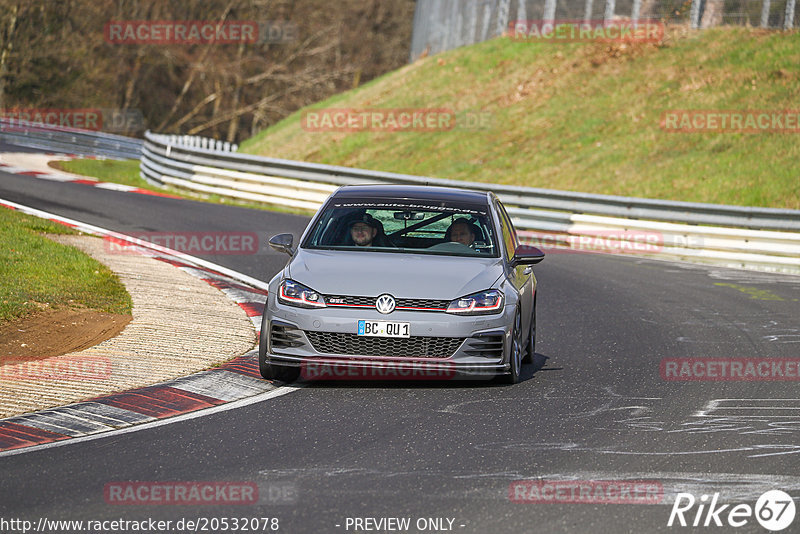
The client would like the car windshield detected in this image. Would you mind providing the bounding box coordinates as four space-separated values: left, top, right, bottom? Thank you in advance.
303 199 499 257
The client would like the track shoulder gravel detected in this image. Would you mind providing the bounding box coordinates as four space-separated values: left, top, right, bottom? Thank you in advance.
0 224 276 453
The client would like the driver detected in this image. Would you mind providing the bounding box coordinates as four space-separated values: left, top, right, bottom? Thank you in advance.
447 218 476 246
348 214 380 246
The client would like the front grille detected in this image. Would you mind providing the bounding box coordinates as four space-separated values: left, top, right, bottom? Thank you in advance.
396 298 449 310
305 331 463 358
462 334 504 359
270 324 304 349
324 294 448 311
325 295 375 306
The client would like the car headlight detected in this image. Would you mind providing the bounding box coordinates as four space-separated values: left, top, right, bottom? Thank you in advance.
278 279 327 308
446 290 504 315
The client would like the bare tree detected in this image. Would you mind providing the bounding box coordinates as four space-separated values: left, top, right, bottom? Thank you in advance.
2 0 415 141
0 2 19 110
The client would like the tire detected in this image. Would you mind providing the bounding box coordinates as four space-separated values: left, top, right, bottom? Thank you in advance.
258 310 269 366
258 310 300 383
259 353 301 382
503 308 523 384
261 360 300 383
523 295 536 364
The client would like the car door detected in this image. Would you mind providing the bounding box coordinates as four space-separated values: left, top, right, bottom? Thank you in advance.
495 199 534 334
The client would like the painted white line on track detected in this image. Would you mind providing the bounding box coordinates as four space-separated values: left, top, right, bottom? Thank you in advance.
0 198 303 457
30 173 77 182
695 398 800 418
94 182 138 191
0 384 303 459
0 196 269 291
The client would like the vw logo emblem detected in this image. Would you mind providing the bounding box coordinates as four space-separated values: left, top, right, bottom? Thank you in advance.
375 294 396 314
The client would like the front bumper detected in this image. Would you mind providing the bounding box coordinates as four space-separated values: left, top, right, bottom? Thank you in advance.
264 293 514 378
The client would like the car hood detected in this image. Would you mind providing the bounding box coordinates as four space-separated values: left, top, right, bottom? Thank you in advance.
287 249 504 299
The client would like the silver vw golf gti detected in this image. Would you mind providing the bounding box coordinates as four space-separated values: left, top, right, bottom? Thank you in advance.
259 184 544 384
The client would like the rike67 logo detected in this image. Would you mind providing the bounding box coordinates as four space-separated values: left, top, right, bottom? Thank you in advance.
668 490 796 531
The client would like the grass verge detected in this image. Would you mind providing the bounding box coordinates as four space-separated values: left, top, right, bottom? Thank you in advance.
240 26 800 209
51 158 145 188
0 208 132 324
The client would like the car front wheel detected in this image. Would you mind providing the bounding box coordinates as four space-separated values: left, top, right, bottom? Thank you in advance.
523 294 536 364
503 309 523 385
259 358 300 383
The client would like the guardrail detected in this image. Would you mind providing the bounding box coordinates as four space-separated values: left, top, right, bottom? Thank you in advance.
0 118 142 159
141 130 800 275
0 118 800 274
1 121 796 275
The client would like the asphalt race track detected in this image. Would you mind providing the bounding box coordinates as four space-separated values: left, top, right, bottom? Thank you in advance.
1 145 799 533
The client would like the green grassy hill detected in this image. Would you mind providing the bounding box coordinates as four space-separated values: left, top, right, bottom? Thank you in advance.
0 209 131 323
240 27 800 209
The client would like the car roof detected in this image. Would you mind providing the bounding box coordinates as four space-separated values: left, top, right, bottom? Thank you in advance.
332 184 490 205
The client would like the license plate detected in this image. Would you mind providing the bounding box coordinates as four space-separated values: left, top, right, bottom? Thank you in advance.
357 320 410 338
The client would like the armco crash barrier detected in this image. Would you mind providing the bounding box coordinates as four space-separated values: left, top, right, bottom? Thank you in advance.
0 117 143 159
140 131 800 275
2 119 798 275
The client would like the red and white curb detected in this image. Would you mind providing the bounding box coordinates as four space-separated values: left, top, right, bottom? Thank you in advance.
0 198 276 454
0 157 181 199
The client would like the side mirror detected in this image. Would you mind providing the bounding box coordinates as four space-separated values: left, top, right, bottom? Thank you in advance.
512 244 545 266
268 233 295 256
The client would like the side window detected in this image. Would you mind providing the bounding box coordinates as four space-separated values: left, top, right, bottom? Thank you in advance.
495 201 518 261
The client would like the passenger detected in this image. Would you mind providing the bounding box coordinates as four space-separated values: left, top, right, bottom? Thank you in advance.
447 218 477 246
